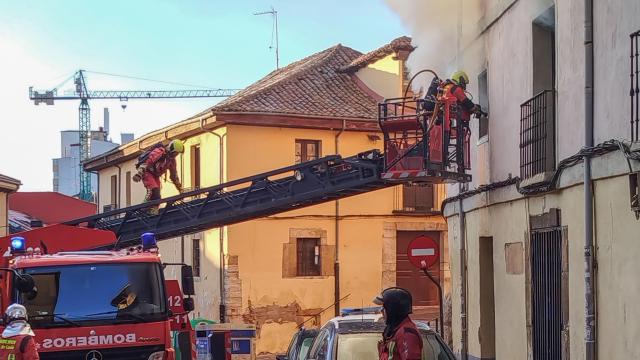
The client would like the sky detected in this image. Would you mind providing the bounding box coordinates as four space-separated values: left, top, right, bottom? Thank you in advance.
0 0 407 191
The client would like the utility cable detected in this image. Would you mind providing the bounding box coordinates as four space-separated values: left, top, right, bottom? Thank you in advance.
441 139 640 210
84 70 221 90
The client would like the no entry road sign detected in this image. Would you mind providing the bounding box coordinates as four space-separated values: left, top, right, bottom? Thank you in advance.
407 235 439 269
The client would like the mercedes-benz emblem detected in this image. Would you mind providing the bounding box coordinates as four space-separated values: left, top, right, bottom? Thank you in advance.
85 350 103 360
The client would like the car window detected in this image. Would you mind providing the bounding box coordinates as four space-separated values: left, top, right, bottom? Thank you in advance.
336 333 380 360
287 332 301 360
308 328 330 360
422 333 454 360
298 337 314 360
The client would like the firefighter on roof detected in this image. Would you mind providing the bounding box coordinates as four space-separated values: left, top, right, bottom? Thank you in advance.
133 140 184 210
0 304 39 359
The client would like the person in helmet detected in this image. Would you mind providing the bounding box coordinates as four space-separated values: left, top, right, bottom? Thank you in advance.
133 140 184 209
0 304 39 359
374 287 422 360
444 70 484 121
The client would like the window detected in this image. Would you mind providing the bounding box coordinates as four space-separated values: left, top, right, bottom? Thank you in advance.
19 263 166 328
296 238 320 276
521 7 556 179
478 70 489 139
125 171 132 206
397 184 435 213
307 328 330 360
192 238 201 277
110 175 117 209
295 140 321 163
190 145 201 189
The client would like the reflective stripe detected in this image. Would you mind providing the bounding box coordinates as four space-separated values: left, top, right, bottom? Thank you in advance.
388 341 396 360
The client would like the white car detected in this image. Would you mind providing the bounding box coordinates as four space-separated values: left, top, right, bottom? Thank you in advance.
305 308 454 360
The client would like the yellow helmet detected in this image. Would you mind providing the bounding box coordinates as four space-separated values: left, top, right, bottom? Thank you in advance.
167 140 184 154
451 70 470 86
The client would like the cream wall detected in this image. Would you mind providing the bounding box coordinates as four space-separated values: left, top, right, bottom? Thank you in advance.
430 0 640 194
446 174 640 359
355 54 401 99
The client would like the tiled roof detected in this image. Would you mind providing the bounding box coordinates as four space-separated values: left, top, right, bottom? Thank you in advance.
340 36 414 73
210 44 379 120
9 192 96 224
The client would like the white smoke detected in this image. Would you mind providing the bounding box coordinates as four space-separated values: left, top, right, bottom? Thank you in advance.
385 0 484 91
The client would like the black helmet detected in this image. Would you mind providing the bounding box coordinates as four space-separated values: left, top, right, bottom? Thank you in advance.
376 287 413 317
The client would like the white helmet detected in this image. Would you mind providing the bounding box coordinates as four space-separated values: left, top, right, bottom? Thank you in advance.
5 304 28 323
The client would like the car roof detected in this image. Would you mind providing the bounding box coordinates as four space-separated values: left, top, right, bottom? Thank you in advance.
326 313 383 328
324 314 434 334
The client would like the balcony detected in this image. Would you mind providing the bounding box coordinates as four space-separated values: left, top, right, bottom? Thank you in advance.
520 90 556 182
631 30 640 141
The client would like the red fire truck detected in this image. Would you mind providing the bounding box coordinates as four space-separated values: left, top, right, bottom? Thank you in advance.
0 225 196 360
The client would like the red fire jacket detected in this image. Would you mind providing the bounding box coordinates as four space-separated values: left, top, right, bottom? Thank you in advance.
0 334 40 360
378 317 423 360
141 147 179 189
443 82 476 122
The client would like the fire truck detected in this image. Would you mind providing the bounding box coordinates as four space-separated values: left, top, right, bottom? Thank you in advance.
0 77 476 359
0 225 196 359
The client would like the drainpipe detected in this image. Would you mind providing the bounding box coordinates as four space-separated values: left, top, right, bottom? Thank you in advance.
334 119 346 316
458 189 468 360
584 0 596 358
202 119 227 322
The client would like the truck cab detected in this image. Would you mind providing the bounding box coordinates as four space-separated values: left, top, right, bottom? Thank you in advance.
0 226 195 360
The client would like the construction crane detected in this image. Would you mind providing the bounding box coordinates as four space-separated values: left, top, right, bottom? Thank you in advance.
29 69 239 201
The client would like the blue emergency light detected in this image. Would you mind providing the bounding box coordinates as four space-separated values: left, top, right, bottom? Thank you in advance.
141 232 158 250
340 306 383 317
10 237 26 253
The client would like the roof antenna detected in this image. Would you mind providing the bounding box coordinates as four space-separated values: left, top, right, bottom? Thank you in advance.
254 6 280 70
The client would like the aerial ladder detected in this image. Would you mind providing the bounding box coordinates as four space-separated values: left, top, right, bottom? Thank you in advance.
61 72 475 248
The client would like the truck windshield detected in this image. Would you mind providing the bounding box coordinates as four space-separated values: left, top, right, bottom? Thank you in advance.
16 262 167 328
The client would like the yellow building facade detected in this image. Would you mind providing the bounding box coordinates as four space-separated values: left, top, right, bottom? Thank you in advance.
87 37 450 355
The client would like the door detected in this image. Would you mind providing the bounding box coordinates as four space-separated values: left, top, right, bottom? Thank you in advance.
396 231 441 306
531 228 562 360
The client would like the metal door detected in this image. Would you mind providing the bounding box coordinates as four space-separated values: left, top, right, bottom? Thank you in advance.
531 228 562 360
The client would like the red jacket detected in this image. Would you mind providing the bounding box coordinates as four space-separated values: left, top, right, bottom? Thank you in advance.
144 147 178 181
0 334 40 359
444 82 475 121
378 317 423 360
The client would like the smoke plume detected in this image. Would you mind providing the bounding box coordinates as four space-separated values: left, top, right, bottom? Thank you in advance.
385 0 484 91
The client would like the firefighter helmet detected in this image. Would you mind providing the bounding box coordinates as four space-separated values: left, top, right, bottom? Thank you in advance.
451 70 470 86
373 287 413 315
167 140 185 154
4 304 28 324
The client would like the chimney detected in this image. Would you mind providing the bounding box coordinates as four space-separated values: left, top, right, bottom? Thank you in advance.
103 108 110 137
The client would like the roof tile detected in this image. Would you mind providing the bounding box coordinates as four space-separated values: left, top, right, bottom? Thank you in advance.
210 44 379 120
